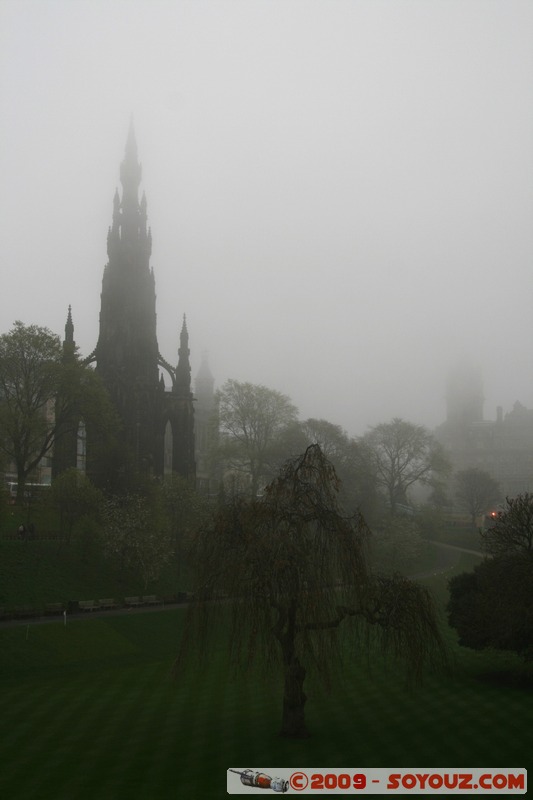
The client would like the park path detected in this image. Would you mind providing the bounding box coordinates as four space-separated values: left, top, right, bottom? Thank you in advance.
2 542 485 629
409 539 484 580
0 599 188 629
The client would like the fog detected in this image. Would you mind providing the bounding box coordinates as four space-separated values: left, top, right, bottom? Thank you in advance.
1 0 532 436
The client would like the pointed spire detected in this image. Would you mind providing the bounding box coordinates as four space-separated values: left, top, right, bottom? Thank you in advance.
65 304 74 344
112 120 148 253
180 314 189 348
120 120 142 213
175 314 192 394
125 114 137 160
62 305 76 360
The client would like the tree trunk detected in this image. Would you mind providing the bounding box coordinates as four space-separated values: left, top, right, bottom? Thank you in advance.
280 657 309 738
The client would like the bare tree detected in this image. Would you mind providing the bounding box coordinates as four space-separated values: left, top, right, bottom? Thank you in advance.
454 468 501 531
216 379 298 498
362 418 449 514
175 445 447 738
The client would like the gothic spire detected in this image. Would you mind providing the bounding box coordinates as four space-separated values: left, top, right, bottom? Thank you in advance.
63 305 76 359
125 115 137 160
104 122 152 265
65 304 74 341
119 120 143 245
175 314 192 394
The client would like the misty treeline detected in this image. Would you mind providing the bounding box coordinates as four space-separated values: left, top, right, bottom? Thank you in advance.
0 319 505 560
212 378 456 571
0 319 497 524
214 378 450 512
0 319 505 585
0 319 470 581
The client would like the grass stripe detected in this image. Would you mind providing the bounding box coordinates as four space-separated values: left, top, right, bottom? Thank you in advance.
0 594 531 798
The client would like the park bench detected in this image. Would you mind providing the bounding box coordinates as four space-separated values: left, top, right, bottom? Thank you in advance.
142 595 162 606
124 596 143 607
98 598 119 610
79 600 99 612
45 603 64 615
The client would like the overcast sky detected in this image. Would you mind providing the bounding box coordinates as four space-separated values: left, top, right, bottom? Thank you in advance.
1 0 532 436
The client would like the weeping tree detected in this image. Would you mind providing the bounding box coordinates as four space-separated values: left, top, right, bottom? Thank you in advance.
175 445 447 738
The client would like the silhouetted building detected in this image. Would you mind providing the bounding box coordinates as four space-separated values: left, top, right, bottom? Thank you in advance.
56 123 196 486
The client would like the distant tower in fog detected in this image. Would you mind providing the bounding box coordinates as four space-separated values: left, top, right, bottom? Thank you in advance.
445 359 484 426
436 358 533 497
57 122 196 486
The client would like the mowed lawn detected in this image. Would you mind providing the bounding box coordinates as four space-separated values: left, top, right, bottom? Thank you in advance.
0 557 531 799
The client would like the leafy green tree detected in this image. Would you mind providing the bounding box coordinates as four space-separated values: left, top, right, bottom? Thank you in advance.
481 493 533 557
176 445 447 738
216 379 298 498
0 322 62 500
50 468 103 544
100 493 174 589
0 321 116 501
362 418 449 514
454 468 501 531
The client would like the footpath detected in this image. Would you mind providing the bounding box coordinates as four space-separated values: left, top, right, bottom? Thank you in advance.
409 539 484 580
1 541 485 629
0 599 190 629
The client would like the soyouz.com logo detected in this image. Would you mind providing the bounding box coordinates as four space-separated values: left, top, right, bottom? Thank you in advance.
227 768 527 794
